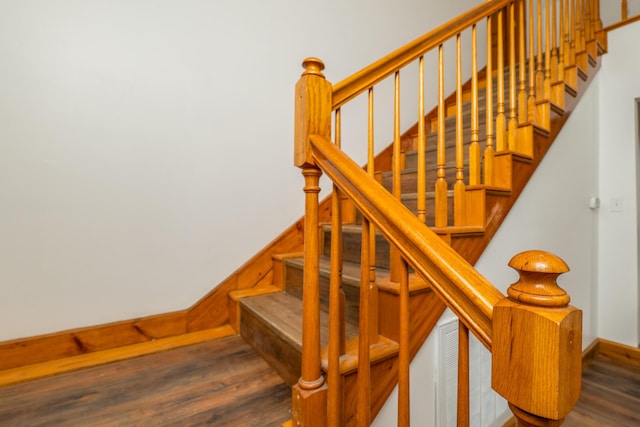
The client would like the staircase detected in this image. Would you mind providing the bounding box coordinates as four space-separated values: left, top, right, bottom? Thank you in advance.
231 0 605 426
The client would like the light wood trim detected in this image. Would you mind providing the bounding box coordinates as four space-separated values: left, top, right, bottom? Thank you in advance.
598 338 640 366
0 326 235 387
309 134 504 349
331 0 512 109
622 0 628 20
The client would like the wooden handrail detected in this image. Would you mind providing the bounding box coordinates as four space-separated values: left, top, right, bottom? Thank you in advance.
309 134 504 349
331 0 512 109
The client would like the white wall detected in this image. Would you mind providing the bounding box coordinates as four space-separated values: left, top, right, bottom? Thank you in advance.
597 22 640 347
0 0 484 342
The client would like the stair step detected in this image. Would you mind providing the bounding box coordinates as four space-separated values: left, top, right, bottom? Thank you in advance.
380 161 470 193
240 291 359 386
285 256 361 316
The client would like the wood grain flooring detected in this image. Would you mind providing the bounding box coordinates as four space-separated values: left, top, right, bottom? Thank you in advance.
0 335 291 426
563 353 640 426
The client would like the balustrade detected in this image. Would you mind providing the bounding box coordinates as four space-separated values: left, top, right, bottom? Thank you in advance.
291 0 599 424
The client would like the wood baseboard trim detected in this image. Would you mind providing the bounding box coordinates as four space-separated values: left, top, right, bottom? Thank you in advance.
0 325 236 388
597 337 640 366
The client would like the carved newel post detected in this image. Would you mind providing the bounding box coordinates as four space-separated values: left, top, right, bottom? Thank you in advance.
492 250 582 427
292 58 332 427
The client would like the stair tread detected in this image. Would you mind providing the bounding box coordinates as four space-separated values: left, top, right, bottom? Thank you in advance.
240 292 359 350
286 255 391 288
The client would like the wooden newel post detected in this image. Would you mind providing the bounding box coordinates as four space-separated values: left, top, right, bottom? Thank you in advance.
292 58 332 427
492 250 582 427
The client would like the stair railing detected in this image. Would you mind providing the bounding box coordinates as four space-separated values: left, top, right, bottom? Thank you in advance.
602 0 640 31
293 0 595 425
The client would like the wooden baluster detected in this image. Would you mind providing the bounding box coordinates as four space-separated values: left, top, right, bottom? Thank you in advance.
358 86 378 426
563 0 578 91
594 0 603 44
518 0 528 124
536 0 544 101
493 250 582 427
457 321 470 427
292 58 331 427
544 0 552 101
529 0 537 124
544 0 551 101
366 87 379 345
508 1 518 151
358 215 372 426
484 16 495 185
579 0 586 54
390 72 403 282
327 109 346 427
558 0 565 83
551 0 559 82
469 25 480 187
584 0 592 46
574 0 585 71
622 0 628 21
417 56 427 224
496 9 507 152
454 32 466 226
569 0 576 65
435 44 448 228
397 257 410 427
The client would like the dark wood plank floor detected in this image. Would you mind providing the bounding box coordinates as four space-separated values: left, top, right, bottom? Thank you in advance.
563 353 640 426
0 335 291 426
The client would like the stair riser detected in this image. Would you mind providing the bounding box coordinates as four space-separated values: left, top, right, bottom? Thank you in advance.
403 136 489 169
240 304 301 387
322 228 393 270
381 166 469 193
284 260 361 326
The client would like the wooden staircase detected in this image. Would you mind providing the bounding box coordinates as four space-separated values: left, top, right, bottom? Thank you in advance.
234 0 606 424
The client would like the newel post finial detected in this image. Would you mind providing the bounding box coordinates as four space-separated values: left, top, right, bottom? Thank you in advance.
294 57 332 169
301 57 326 77
507 250 570 307
492 250 582 426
